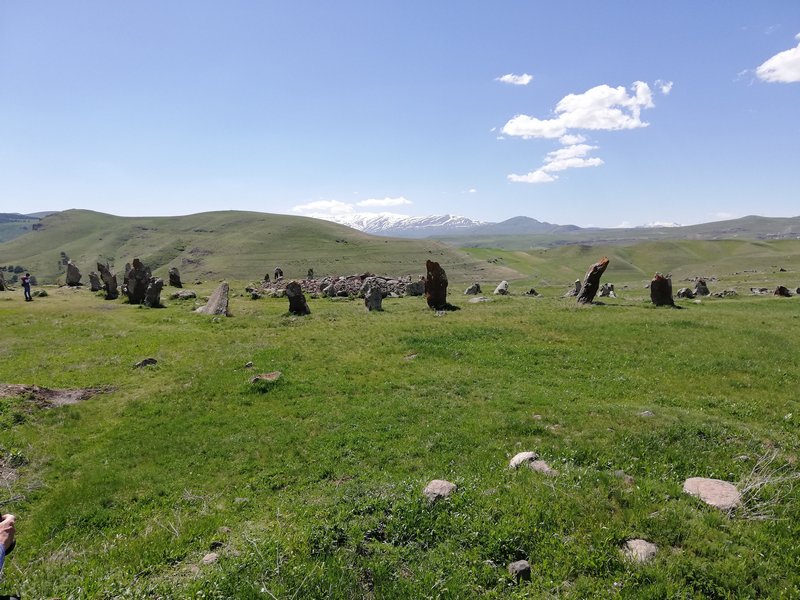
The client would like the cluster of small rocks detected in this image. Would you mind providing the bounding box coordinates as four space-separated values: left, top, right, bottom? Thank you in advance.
254 273 425 299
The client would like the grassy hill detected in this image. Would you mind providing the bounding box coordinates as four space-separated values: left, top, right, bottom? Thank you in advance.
0 213 41 244
0 210 519 285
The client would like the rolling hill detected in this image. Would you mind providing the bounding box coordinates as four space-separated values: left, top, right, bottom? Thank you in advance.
0 209 519 284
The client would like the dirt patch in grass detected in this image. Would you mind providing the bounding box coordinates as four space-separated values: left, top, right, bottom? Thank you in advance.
0 383 112 408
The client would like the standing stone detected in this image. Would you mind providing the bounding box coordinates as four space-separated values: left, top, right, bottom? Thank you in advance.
773 286 792 297
493 281 509 295
65 261 82 286
168 267 182 288
0 271 6 292
88 271 102 292
694 279 710 296
676 287 695 299
125 258 152 304
577 257 610 304
195 282 231 316
286 281 311 315
404 279 425 296
563 279 581 297
464 283 481 295
97 263 119 300
650 273 675 306
424 260 453 310
144 277 164 308
364 284 383 311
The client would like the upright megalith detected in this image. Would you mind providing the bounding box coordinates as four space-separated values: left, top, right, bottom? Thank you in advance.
144 277 164 308
425 260 458 310
563 279 581 297
650 273 675 306
65 261 82 286
694 279 710 296
774 285 792 297
464 283 481 295
286 281 311 315
576 257 610 304
195 282 231 316
0 271 7 292
598 283 616 298
125 259 152 304
364 283 383 311
88 271 102 292
493 281 509 295
97 263 119 300
168 267 182 288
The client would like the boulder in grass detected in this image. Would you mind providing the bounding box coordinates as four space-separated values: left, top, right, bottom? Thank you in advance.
774 286 792 297
143 277 164 308
694 279 710 296
464 283 481 295
650 273 674 307
530 460 559 477
622 539 658 563
508 560 531 582
251 371 282 385
195 282 231 316
683 477 741 511
493 281 509 295
168 267 183 288
423 479 456 502
509 451 539 469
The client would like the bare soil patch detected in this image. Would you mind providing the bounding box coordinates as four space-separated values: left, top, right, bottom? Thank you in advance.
0 383 112 408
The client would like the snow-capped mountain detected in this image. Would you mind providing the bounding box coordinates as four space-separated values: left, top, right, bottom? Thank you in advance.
326 213 485 237
637 221 682 228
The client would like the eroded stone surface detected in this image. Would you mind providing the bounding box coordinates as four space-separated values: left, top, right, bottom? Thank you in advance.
508 559 531 581
622 539 658 563
683 477 741 511
423 479 456 502
509 451 539 469
195 282 231 316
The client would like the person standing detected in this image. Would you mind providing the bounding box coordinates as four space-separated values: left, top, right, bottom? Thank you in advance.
21 273 32 302
0 514 15 576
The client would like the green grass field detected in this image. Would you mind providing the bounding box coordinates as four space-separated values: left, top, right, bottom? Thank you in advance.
1 275 798 598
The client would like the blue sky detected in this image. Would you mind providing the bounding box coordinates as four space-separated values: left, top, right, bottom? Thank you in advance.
1 1 799 227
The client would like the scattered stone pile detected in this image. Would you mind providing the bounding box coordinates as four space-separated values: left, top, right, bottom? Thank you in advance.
256 273 425 298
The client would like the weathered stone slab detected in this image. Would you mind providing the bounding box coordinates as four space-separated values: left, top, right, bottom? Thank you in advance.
464 283 481 295
650 273 674 306
364 283 383 311
508 560 531 582
509 451 539 469
143 277 164 308
97 263 119 300
577 257 610 304
168 267 182 288
66 261 82 286
423 479 456 502
493 281 509 295
622 539 658 563
125 258 152 304
286 281 311 315
88 271 102 292
195 282 231 316
683 477 741 511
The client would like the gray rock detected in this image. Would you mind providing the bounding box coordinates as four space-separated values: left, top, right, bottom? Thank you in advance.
364 284 383 311
0 270 6 291
598 283 616 298
168 267 182 288
622 539 658 563
65 261 82 286
423 479 456 502
464 283 481 295
508 559 531 582
530 460 558 476
694 279 710 296
97 263 119 300
683 477 741 511
468 296 491 303
638 410 655 417
493 281 509 295
676 287 695 299
143 277 164 308
404 279 425 296
125 258 152 304
563 279 581 297
88 271 102 292
202 552 219 565
509 451 539 469
170 289 197 300
195 282 231 316
286 281 311 315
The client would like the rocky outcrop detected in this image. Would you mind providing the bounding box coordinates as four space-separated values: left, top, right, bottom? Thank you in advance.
195 282 231 316
774 285 792 297
65 261 82 286
286 281 311 315
168 267 182 288
97 263 119 300
260 273 423 298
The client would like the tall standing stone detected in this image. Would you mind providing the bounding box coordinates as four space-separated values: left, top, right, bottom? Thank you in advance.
65 261 82 286
0 270 7 292
195 282 231 316
143 277 164 308
286 281 311 315
464 283 481 295
576 257 610 304
493 281 509 295
88 271 102 292
168 267 182 288
694 279 710 296
424 260 450 310
364 283 383 311
125 258 152 304
650 273 675 306
97 263 119 300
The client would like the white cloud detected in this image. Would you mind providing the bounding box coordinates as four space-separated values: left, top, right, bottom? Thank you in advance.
468 188 477 193
756 33 800 83
356 196 411 208
559 134 586 145
656 79 673 94
292 199 354 216
508 143 603 184
496 73 533 86
507 170 556 183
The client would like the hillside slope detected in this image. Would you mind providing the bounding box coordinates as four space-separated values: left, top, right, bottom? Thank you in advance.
0 209 519 284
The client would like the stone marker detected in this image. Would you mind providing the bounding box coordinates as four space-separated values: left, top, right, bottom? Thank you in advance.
493 281 509 295
563 279 581 297
405 279 425 296
168 267 182 288
364 283 383 311
524 287 539 296
195 282 231 316
125 258 152 304
509 451 539 469
622 539 658 563
508 560 531 582
143 277 164 308
425 260 458 310
650 273 674 307
286 281 311 315
65 261 82 286
598 282 616 298
464 283 481 295
694 279 710 296
774 285 792 297
423 479 456 502
682 477 741 511
88 271 102 292
97 263 119 300
676 287 695 299
577 257 610 304
0 271 7 292
170 289 196 300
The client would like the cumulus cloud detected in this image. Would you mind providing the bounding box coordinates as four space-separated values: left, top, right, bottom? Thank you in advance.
756 33 800 83
356 196 411 208
503 80 668 184
292 199 354 216
496 73 533 86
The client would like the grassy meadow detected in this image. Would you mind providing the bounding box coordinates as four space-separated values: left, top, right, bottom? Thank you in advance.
1 272 799 598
